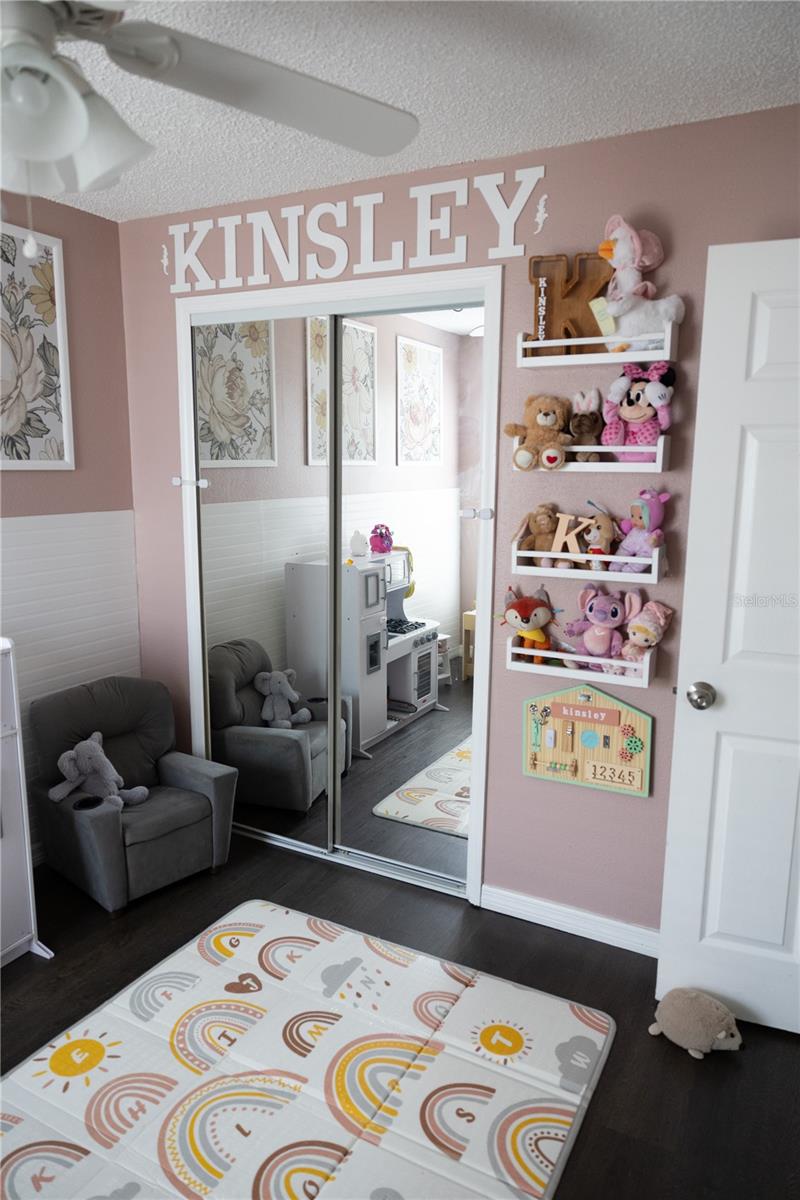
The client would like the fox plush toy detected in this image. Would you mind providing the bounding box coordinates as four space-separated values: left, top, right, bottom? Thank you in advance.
503 585 556 664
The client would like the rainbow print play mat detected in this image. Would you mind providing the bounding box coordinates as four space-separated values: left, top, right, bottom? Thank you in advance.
0 900 614 1199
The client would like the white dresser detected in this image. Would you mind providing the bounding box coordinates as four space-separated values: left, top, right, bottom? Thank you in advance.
0 637 52 966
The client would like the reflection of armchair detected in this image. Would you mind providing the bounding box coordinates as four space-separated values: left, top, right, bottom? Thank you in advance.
28 676 237 913
208 639 351 812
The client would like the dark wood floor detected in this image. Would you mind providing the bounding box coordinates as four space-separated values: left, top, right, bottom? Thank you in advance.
235 677 473 877
3 838 798 1199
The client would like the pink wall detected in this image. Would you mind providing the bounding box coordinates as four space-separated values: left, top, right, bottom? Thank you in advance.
0 193 132 518
198 311 464 503
118 106 800 928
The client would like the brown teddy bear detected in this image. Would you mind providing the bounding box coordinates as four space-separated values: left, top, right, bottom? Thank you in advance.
512 503 574 570
504 394 573 470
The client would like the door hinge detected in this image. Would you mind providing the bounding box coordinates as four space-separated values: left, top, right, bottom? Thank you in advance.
460 507 494 520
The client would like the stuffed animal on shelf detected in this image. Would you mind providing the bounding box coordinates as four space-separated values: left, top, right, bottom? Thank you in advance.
350 529 369 557
570 388 603 462
48 730 149 809
649 988 742 1060
622 601 674 669
583 501 623 572
601 362 675 463
503 584 557 664
564 586 643 668
591 214 685 352
504 394 573 470
254 669 312 730
512 504 573 570
369 524 393 554
616 489 671 572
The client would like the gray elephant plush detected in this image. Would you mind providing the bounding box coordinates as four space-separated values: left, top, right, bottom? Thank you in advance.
254 669 312 730
48 731 150 809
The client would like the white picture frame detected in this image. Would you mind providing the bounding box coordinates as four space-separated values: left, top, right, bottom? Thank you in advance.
0 224 74 470
306 316 378 466
193 318 277 467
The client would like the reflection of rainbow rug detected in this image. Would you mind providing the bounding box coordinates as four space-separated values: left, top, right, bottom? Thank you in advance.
1 899 613 1199
372 738 472 838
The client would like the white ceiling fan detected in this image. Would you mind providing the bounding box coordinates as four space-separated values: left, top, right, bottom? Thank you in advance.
1 0 419 197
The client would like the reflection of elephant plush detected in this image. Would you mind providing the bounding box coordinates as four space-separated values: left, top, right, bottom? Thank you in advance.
48 730 149 809
254 669 312 730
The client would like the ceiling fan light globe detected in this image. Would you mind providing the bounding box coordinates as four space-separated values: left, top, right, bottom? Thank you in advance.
0 153 66 196
60 93 152 191
1 42 88 161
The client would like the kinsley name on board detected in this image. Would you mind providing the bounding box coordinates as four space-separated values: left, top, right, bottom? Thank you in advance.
552 703 621 726
167 166 546 293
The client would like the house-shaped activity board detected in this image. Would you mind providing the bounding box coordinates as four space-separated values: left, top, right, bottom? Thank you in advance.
523 685 652 797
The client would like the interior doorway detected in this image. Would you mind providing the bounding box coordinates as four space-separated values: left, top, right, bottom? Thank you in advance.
176 268 501 900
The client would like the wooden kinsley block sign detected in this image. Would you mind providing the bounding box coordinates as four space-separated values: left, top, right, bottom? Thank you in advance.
523 685 653 797
524 253 613 357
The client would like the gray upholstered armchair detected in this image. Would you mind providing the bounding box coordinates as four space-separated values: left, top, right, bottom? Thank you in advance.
207 639 351 812
28 676 237 913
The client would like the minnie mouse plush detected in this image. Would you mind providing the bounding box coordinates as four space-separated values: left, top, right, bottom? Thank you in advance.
601 361 675 463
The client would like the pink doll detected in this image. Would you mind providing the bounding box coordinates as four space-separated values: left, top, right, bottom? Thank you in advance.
622 601 674 672
601 362 675 463
616 489 671 572
564 587 643 670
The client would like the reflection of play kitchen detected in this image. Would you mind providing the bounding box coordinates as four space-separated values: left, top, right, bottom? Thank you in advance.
286 547 444 755
523 686 652 798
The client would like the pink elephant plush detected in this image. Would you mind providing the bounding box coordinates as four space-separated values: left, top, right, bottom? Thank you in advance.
564 587 643 668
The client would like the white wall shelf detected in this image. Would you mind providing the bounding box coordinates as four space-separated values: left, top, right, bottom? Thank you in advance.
505 637 655 689
516 321 679 368
512 542 664 584
511 436 670 473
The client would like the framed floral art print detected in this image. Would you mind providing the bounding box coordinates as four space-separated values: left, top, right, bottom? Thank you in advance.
1 224 74 469
396 335 442 464
306 316 377 466
193 319 277 466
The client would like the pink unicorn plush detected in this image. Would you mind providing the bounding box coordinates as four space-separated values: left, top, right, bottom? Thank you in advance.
564 587 643 669
596 214 685 352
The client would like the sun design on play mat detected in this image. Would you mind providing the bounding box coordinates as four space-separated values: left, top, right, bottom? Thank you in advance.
32 1029 122 1093
471 1019 532 1066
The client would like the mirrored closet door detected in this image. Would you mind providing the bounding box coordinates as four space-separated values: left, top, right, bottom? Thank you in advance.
192 313 332 853
335 306 484 885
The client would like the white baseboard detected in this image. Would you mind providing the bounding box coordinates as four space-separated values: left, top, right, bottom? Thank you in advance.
480 884 660 958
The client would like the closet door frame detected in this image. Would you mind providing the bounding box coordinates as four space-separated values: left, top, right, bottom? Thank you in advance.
174 266 503 904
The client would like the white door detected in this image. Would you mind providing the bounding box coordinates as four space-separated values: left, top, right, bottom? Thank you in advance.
658 239 800 1031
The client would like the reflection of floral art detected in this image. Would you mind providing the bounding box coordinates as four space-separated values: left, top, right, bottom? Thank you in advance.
397 335 443 464
1 225 74 469
305 317 377 465
193 320 276 465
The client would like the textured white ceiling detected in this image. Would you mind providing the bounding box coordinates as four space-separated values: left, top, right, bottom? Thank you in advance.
37 1 800 221
402 307 484 335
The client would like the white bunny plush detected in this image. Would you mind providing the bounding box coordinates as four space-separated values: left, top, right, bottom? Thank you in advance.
570 388 603 462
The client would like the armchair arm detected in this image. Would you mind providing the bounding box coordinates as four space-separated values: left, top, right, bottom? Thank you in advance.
30 781 127 913
212 725 313 812
305 695 353 771
157 752 238 867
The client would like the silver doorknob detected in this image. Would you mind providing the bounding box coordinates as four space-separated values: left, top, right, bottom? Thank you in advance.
687 682 717 710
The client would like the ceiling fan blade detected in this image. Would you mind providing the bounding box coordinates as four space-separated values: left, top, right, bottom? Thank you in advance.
100 21 419 156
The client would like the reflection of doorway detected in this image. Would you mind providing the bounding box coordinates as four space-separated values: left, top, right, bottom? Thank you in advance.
332 305 484 884
176 267 501 902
